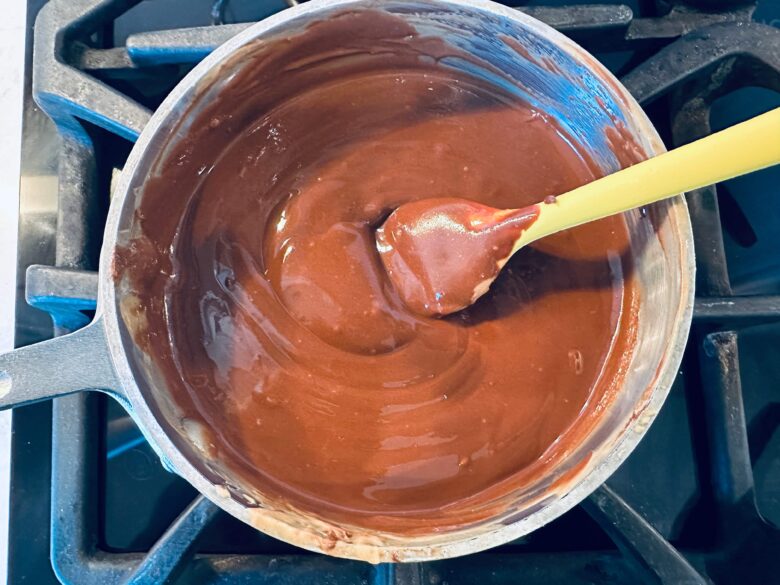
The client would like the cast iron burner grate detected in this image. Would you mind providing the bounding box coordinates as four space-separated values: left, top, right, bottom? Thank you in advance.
9 0 780 583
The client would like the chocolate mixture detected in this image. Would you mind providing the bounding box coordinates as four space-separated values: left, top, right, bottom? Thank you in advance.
117 10 639 534
376 197 541 316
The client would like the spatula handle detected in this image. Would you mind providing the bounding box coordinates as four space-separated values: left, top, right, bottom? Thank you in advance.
516 107 780 248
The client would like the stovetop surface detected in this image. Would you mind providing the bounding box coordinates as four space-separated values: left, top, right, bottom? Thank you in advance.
9 0 780 583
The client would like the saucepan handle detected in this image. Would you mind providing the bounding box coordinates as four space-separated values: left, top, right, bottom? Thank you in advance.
0 316 122 410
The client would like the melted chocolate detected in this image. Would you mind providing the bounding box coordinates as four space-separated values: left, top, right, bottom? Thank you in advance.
117 9 639 534
376 198 540 316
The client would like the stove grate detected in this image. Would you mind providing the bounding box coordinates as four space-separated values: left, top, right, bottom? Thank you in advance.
15 0 780 583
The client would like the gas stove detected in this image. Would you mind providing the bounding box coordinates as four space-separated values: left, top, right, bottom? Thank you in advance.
7 0 780 583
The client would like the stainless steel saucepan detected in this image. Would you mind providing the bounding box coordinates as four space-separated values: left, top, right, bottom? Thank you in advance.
0 0 694 563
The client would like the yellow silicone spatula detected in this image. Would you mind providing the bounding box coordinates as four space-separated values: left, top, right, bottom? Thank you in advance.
376 107 780 317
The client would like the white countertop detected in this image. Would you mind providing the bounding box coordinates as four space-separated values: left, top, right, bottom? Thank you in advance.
0 2 27 584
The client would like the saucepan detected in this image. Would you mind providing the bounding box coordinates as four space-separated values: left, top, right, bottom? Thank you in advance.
0 0 694 562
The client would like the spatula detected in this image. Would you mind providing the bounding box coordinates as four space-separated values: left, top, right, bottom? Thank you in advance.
376 107 780 317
